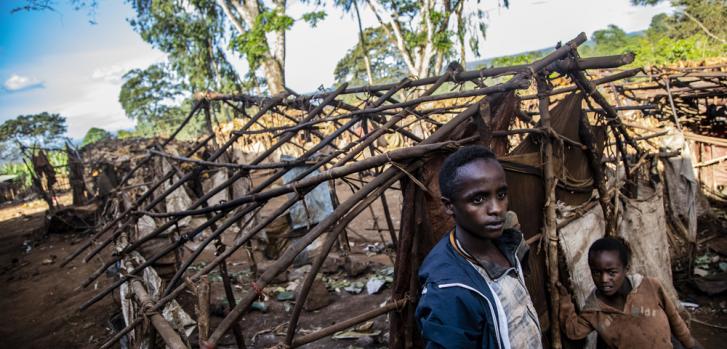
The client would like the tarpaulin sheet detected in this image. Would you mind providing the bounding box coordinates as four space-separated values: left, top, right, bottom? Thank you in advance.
161 156 193 228
661 128 698 241
281 155 334 230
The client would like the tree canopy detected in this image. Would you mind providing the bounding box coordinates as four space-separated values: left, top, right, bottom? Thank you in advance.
335 0 510 81
81 127 113 147
128 0 243 94
119 63 186 125
13 0 725 140
482 0 725 69
334 26 407 84
0 112 68 159
581 0 726 66
127 0 332 95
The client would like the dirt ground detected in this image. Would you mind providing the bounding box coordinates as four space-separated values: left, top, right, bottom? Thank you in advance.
0 194 115 349
0 182 402 349
1 187 726 348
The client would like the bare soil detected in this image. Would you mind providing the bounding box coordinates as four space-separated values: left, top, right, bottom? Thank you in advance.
0 180 402 349
0 195 115 349
1 188 726 348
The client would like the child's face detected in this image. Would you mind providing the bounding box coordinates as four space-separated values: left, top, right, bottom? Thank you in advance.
589 250 626 297
442 159 508 240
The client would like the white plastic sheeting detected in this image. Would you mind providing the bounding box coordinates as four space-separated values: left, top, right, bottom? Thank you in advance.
280 155 335 231
661 128 698 242
119 252 196 349
161 155 193 229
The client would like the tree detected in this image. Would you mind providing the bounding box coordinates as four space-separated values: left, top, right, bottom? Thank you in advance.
633 0 726 44
578 0 725 66
591 25 632 54
118 63 203 139
129 0 327 95
334 26 408 84
0 112 67 159
11 0 100 23
14 0 323 95
336 0 510 81
217 0 328 94
219 0 293 94
81 127 112 146
118 63 186 124
128 0 243 94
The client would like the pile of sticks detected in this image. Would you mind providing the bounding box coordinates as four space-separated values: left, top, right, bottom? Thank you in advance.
616 63 727 137
62 32 690 349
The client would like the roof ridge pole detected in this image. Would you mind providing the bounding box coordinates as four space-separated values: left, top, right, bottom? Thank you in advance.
520 68 641 100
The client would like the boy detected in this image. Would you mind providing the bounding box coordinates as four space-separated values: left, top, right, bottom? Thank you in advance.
416 145 542 349
559 237 700 349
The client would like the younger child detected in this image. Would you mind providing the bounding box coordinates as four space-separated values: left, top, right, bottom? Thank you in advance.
559 237 700 349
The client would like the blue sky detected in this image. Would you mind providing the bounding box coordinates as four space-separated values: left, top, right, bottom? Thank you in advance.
0 0 672 141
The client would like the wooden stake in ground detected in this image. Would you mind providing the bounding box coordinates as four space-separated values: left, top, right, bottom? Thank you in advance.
537 74 562 349
194 278 210 347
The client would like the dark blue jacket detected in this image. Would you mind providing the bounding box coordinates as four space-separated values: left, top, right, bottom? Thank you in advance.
416 232 522 349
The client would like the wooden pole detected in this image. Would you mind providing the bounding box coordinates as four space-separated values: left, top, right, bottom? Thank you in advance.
195 278 211 347
128 277 187 349
578 114 615 236
290 298 408 347
536 75 562 349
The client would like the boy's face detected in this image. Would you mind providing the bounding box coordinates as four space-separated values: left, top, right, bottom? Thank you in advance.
589 250 626 297
442 158 508 240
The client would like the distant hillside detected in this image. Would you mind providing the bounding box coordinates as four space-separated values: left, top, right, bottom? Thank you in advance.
467 30 646 70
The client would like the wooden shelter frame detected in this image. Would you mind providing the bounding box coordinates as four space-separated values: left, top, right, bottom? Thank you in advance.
61 32 681 349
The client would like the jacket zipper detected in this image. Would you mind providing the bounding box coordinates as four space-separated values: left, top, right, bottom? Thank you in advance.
438 283 506 349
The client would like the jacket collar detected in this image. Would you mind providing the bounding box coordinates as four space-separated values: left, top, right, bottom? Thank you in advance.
451 228 525 279
582 273 644 313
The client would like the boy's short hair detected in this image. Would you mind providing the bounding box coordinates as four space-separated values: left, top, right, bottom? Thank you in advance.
439 145 498 199
588 237 631 268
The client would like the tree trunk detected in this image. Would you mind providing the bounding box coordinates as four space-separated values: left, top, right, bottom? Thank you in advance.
261 58 286 95
354 1 374 84
219 0 286 95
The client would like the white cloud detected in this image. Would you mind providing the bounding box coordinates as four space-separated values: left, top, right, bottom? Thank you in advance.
3 74 44 92
1 46 165 139
55 80 136 138
91 64 130 83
